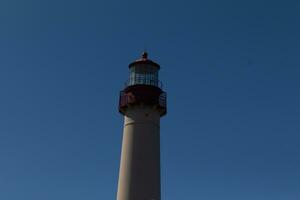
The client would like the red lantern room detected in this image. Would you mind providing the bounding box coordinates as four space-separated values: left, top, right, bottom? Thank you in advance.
119 52 167 116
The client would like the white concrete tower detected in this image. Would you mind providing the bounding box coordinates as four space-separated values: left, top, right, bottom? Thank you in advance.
117 52 167 200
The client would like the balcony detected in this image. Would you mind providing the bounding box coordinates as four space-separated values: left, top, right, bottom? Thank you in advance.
119 89 167 116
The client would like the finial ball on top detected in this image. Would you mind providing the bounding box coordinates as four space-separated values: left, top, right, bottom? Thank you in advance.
142 52 148 59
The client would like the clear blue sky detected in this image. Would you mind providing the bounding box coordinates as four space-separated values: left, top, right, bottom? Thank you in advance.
0 0 299 199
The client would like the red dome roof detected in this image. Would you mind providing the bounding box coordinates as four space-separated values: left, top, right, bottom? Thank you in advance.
128 52 160 69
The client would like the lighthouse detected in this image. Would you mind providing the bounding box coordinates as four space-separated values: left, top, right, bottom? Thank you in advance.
117 52 167 200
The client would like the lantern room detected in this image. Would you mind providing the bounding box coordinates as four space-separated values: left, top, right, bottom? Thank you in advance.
127 52 161 88
119 52 167 116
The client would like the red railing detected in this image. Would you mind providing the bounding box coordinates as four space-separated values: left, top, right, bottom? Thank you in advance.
119 91 127 108
159 92 167 108
119 91 167 115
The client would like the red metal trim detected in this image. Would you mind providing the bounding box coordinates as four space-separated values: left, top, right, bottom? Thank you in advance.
119 85 167 116
128 59 160 69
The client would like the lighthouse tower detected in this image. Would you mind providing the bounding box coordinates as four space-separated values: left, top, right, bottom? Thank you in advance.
117 52 167 200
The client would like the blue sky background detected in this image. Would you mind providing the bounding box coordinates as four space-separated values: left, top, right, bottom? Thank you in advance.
0 0 300 199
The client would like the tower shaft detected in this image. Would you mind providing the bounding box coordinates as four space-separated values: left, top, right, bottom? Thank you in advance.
117 106 161 200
